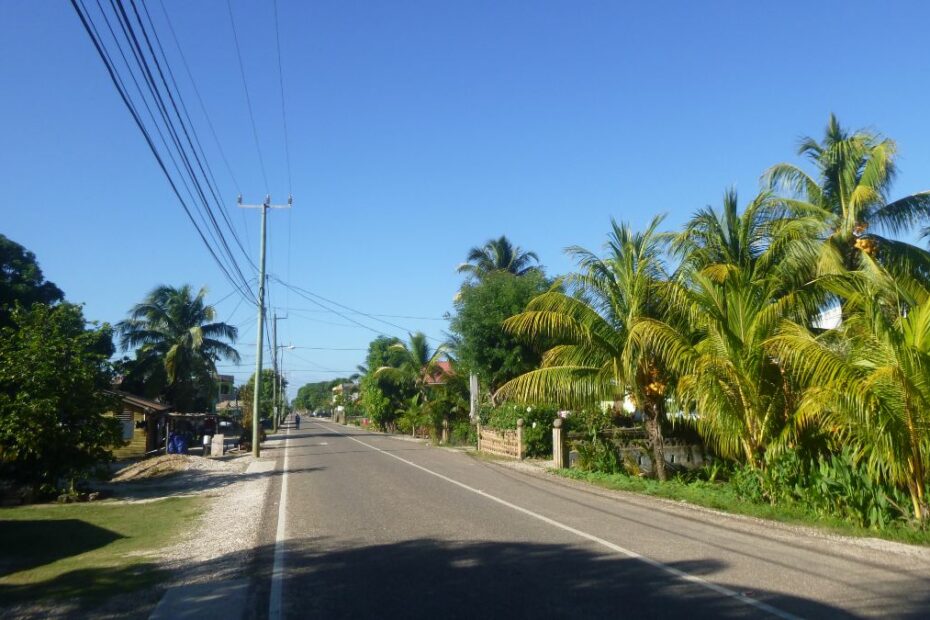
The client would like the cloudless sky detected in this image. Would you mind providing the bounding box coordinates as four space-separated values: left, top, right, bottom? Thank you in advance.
2 0 929 396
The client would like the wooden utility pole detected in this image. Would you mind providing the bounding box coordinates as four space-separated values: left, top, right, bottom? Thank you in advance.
239 194 291 457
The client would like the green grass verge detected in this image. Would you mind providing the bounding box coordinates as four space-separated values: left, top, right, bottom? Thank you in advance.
0 496 205 608
553 468 930 546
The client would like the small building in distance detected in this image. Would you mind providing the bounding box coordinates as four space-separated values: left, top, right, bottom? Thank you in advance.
108 392 172 460
215 373 236 404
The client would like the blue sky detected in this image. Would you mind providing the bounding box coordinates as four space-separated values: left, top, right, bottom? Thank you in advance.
3 1 930 395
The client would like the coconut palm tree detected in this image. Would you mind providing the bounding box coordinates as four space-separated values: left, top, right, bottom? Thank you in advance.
769 260 930 523
374 332 448 436
457 235 541 280
498 216 674 479
633 192 819 468
117 285 240 411
765 114 930 276
375 332 447 397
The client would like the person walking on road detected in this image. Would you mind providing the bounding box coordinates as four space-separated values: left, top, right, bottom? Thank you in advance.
295 413 301 430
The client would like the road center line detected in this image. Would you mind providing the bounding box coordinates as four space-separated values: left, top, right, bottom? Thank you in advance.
324 421 801 620
269 421 291 620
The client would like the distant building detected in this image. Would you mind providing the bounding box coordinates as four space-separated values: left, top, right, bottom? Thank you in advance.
424 360 454 386
332 382 359 404
215 373 235 401
107 391 172 460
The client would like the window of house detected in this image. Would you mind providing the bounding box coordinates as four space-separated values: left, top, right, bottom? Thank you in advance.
118 410 134 441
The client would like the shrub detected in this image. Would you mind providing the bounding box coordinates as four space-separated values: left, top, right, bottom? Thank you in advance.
730 447 911 529
480 402 558 457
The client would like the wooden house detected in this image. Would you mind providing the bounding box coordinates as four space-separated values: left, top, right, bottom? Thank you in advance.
108 392 172 460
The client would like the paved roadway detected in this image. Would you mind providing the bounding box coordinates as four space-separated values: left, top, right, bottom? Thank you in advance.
250 418 930 619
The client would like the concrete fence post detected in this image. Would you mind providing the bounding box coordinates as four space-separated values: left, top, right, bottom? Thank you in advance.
552 418 564 468
442 418 449 444
516 418 525 460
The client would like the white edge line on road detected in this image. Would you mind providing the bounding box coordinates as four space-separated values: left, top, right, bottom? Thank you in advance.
269 421 291 620
325 421 802 620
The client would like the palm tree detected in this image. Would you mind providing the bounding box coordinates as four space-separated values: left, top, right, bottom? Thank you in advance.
633 192 819 468
765 114 930 276
457 235 541 280
374 332 447 436
769 260 930 523
498 216 674 479
117 285 240 411
375 332 447 397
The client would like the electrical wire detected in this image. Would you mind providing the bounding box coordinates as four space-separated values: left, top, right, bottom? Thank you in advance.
71 0 257 306
226 0 269 192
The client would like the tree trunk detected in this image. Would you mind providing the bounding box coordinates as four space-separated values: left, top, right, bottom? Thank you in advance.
645 400 667 482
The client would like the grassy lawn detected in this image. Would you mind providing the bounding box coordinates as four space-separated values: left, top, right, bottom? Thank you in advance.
553 468 930 546
0 496 205 610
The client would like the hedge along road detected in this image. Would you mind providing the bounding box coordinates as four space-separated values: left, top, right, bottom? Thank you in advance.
256 418 930 619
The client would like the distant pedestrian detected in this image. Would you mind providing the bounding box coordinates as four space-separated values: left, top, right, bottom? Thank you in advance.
295 413 301 430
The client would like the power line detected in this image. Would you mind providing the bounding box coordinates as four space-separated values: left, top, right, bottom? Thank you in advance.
274 277 445 343
151 0 257 273
122 0 257 282
272 0 293 195
284 306 447 321
71 0 257 306
156 0 241 196
226 0 269 192
82 0 256 302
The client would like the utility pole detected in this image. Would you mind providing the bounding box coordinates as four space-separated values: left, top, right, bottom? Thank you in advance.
272 312 278 432
239 194 292 457
271 313 288 432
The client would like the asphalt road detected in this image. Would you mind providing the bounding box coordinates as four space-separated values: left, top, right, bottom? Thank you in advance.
253 418 930 619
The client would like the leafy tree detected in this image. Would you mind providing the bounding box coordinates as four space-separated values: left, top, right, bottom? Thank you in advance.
0 303 122 492
0 234 63 327
364 336 406 369
359 373 393 429
358 336 412 430
456 235 542 280
499 216 674 479
292 378 351 412
239 369 287 422
450 270 549 397
117 285 240 411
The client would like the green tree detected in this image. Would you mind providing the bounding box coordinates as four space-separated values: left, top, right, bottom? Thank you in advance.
450 270 549 397
239 369 287 422
499 217 674 479
117 285 240 411
374 333 446 396
770 262 930 523
0 234 63 327
374 332 448 436
633 192 818 468
456 235 542 281
0 303 122 492
293 378 351 412
358 336 412 430
765 114 930 277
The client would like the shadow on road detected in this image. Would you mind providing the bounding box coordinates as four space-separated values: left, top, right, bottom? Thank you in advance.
9 535 929 619
243 536 927 619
